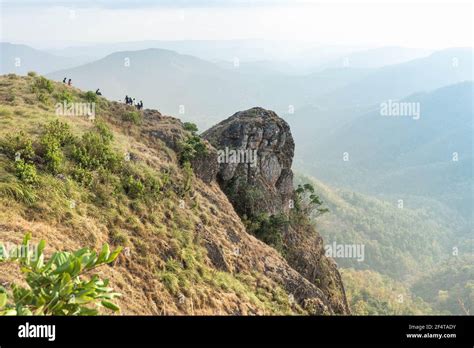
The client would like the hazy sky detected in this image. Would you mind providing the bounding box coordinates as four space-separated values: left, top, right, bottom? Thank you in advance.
1 0 472 49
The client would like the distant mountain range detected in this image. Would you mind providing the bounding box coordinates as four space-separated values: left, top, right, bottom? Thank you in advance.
42 46 471 128
292 81 473 221
318 48 472 107
0 43 89 75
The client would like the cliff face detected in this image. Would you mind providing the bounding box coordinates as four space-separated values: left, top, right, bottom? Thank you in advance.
203 107 349 314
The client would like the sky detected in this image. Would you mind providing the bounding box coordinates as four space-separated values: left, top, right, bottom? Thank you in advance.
1 0 473 49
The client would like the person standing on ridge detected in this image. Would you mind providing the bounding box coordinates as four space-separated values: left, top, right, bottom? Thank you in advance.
68 79 72 86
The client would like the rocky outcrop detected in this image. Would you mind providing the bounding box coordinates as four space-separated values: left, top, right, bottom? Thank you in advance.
204 107 349 314
202 107 294 216
141 109 218 183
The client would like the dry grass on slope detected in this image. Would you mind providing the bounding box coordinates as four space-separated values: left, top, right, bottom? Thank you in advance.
0 74 328 315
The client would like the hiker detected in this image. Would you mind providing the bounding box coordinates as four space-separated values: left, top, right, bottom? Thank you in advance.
68 79 72 86
62 77 67 84
139 100 143 110
95 88 102 96
125 95 129 104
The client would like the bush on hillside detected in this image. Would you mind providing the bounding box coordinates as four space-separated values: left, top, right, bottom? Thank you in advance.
121 111 141 125
14 159 38 185
0 131 35 162
0 233 122 315
178 135 207 165
72 122 121 172
84 91 98 103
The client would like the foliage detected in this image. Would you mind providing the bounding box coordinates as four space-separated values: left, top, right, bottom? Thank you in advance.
244 213 288 253
294 183 329 218
72 122 121 172
183 122 199 134
223 178 264 218
121 111 142 125
342 268 434 315
178 135 207 165
0 233 122 315
32 76 54 94
294 174 454 281
122 175 145 199
43 120 75 146
39 120 74 174
411 256 474 315
0 131 35 162
84 91 98 103
56 90 73 104
14 159 38 185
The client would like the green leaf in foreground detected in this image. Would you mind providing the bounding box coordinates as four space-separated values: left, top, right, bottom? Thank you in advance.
0 233 122 316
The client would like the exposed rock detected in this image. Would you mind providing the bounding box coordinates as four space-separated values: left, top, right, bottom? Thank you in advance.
141 110 218 183
204 107 349 314
189 145 219 184
203 107 294 215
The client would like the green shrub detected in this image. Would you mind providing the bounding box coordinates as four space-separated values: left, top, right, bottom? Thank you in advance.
84 91 97 103
70 167 93 187
0 233 122 315
37 92 50 104
14 159 38 185
121 111 142 125
40 120 74 174
41 137 63 174
43 120 74 146
27 71 37 77
33 76 53 94
293 183 329 218
56 90 73 104
72 123 121 172
178 135 207 165
122 175 145 199
1 131 35 162
183 122 199 134
244 213 288 253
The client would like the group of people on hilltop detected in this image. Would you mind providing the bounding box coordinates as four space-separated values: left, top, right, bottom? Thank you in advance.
62 77 72 86
125 95 144 110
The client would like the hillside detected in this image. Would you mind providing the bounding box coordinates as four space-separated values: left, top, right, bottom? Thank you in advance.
294 174 464 279
294 174 472 314
0 73 347 315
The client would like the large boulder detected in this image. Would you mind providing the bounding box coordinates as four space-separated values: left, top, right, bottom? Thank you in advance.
202 107 294 215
